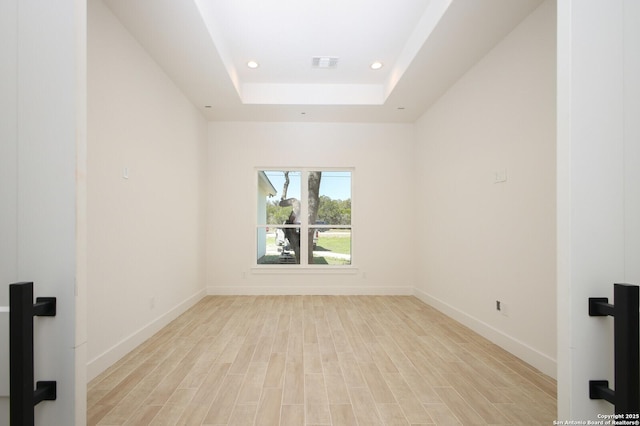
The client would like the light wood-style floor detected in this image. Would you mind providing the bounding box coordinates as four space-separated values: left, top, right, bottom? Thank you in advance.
87 296 556 425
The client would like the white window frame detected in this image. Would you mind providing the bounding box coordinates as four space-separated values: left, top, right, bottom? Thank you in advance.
254 167 354 270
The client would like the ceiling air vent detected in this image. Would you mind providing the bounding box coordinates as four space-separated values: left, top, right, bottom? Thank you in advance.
312 56 339 69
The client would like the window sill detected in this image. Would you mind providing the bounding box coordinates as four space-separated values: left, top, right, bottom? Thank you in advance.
250 266 359 275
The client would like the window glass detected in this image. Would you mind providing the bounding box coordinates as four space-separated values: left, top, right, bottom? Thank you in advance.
311 227 351 265
309 171 351 266
313 171 351 228
257 226 300 264
257 171 302 265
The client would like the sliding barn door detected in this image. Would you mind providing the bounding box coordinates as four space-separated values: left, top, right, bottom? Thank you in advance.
0 0 86 424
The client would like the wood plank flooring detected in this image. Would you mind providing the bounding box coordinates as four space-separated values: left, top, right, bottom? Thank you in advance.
87 296 556 425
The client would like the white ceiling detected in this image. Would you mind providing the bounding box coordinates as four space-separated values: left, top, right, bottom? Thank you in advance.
102 0 544 122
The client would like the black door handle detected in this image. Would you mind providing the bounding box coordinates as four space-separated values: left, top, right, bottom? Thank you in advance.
9 282 57 426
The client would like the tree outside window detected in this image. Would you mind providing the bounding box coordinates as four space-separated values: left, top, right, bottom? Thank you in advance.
257 169 352 266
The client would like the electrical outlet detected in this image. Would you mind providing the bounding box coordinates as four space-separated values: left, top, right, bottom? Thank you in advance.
150 297 155 310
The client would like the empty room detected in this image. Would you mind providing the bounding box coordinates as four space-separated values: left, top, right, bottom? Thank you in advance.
2 0 638 424
86 0 557 423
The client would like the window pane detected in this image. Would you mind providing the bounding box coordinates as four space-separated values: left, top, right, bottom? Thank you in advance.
258 171 301 225
258 171 303 264
311 227 351 265
257 226 301 264
310 171 351 228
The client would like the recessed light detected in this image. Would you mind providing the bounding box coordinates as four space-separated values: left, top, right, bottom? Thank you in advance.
247 60 259 69
204 105 212 108
370 61 383 70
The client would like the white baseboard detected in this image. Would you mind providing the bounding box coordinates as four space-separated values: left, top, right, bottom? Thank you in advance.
207 285 414 296
86 289 206 382
413 288 557 379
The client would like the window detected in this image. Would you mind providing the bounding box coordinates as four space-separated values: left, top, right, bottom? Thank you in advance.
256 169 352 266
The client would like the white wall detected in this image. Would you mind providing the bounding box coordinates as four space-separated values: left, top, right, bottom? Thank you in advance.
87 0 208 380
413 0 557 377
207 122 415 294
557 0 640 419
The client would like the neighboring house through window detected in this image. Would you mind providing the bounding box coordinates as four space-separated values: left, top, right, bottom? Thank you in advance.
256 169 352 266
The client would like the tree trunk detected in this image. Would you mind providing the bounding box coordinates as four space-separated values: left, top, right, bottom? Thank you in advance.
277 171 322 264
279 200 301 263
307 172 321 264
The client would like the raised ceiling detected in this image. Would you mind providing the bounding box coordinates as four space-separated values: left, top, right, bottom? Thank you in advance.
102 0 544 122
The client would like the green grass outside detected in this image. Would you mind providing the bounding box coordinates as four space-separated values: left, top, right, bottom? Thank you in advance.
266 233 351 255
314 236 350 255
313 256 350 265
258 254 350 265
261 232 351 265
